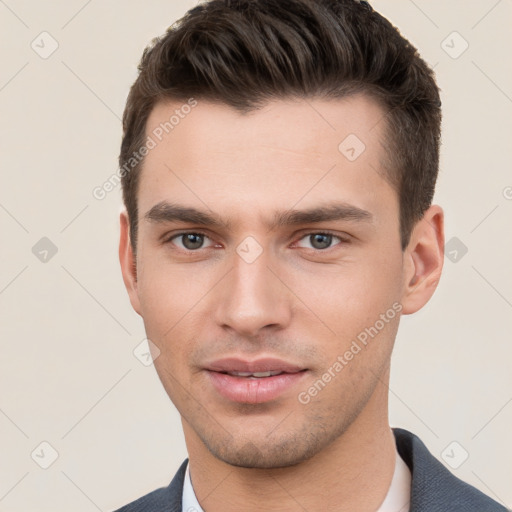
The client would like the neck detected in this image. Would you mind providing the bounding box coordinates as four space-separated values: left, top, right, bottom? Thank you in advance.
184 378 396 512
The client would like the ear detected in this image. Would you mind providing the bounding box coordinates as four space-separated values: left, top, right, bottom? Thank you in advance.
119 210 141 315
401 205 444 315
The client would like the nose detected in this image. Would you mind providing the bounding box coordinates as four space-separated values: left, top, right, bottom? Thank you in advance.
213 246 293 338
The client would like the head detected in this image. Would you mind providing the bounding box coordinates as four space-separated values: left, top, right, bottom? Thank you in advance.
119 0 444 469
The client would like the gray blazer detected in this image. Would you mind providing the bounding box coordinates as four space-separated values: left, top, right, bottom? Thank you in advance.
114 428 507 511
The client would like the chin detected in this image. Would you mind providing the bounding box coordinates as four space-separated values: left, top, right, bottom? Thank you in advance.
210 443 312 469
199 423 339 469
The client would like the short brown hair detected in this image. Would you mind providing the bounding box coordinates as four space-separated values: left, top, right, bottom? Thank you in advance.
120 0 442 251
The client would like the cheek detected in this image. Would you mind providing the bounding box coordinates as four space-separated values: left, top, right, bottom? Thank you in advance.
281 249 403 364
137 252 215 327
289 253 401 323
136 255 217 371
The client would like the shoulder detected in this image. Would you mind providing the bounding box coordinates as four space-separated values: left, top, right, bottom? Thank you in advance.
393 428 507 512
112 459 188 512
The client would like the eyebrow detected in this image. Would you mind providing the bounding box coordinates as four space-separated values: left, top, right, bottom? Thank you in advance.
144 201 373 230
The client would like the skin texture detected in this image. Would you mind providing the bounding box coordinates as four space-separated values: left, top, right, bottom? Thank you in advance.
119 95 444 511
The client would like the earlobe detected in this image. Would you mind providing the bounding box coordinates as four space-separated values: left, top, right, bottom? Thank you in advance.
119 211 142 315
401 205 444 315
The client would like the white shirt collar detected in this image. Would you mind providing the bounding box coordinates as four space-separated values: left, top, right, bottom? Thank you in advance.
182 449 411 512
377 449 411 512
182 461 203 512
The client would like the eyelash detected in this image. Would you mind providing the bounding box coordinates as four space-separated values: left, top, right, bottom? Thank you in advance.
164 230 350 252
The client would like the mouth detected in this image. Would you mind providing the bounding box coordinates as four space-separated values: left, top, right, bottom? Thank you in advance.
204 357 308 404
220 370 290 378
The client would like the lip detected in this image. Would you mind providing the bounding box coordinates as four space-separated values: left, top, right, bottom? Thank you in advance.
204 357 308 404
205 357 304 374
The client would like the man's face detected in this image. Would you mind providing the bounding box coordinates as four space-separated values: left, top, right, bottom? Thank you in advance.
124 95 409 468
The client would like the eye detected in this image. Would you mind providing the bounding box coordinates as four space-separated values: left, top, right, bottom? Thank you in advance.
168 232 215 251
295 232 347 250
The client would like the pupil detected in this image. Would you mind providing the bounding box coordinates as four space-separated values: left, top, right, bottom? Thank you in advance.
311 233 331 249
184 234 203 249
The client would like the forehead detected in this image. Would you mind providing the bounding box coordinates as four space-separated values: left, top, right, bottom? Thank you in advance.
144 94 386 158
138 95 396 227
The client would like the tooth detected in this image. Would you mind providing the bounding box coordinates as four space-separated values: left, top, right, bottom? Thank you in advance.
226 370 285 377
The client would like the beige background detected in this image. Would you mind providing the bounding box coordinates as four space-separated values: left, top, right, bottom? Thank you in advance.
0 1 511 510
